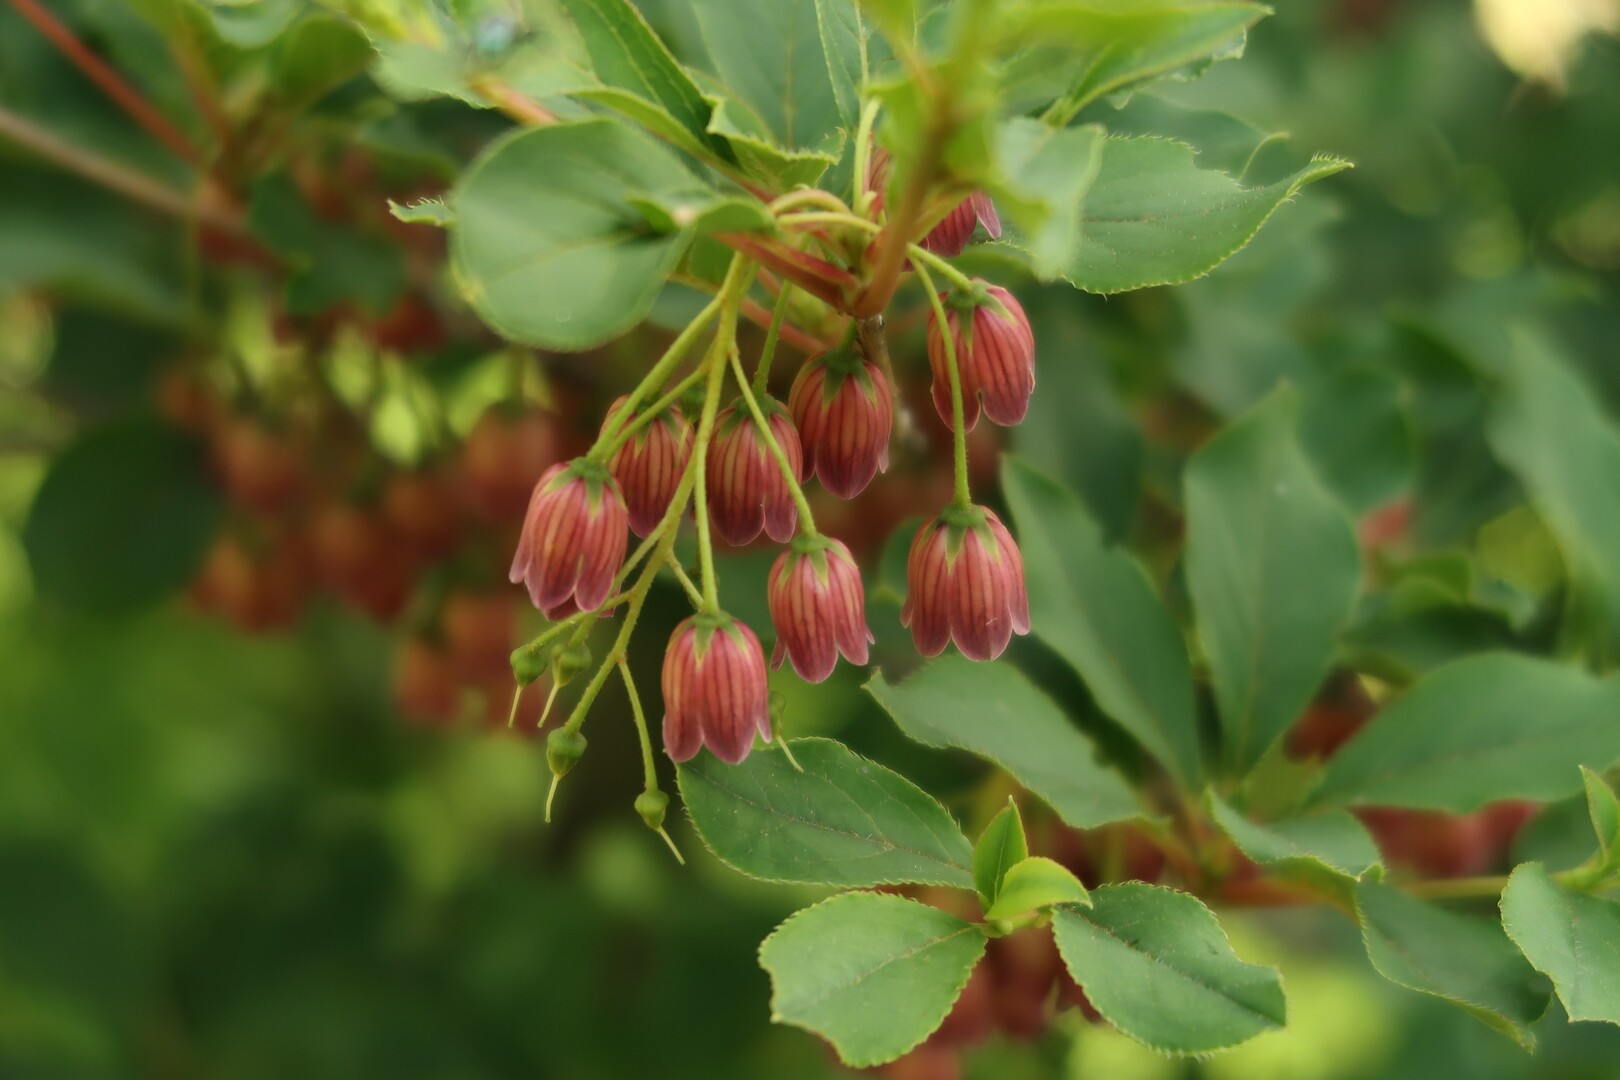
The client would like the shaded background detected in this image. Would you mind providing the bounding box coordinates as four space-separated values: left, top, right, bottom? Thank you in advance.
3 0 1620 1077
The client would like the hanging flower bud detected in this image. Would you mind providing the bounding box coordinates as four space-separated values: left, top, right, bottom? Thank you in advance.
661 612 772 764
926 283 1036 430
706 398 804 546
920 193 1002 258
603 396 692 538
789 348 893 499
508 459 629 620
902 504 1030 661
768 536 874 683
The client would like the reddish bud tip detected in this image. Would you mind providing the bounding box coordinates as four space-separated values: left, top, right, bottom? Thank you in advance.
706 398 804 546
768 536 874 683
789 350 894 499
901 504 1031 661
920 193 1002 257
926 283 1036 431
604 397 693 537
508 458 629 620
661 612 772 764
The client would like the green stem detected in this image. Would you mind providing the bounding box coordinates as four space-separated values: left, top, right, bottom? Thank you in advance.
769 188 850 215
693 356 727 613
1401 875 1512 901
618 661 660 793
907 242 979 293
780 210 881 234
590 295 722 458
851 98 881 216
598 363 708 460
754 285 795 395
913 261 973 509
665 555 704 607
727 348 818 537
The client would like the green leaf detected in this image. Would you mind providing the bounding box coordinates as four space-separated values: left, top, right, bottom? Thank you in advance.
1355 881 1551 1048
1000 456 1202 785
760 893 987 1067
814 0 868 128
867 657 1141 830
451 120 700 351
1051 884 1286 1054
559 0 724 158
1001 0 1267 117
1206 792 1381 881
24 419 222 614
987 119 1105 279
1185 387 1361 775
1005 136 1349 295
706 98 841 189
1500 863 1620 1025
984 857 1089 920
694 0 847 150
1582 767 1620 864
1489 336 1620 664
274 14 372 105
249 174 406 316
1313 654 1620 812
387 198 454 228
677 737 973 888
973 801 1028 909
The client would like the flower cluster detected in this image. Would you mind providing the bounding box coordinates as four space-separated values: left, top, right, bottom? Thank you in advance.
503 190 1038 806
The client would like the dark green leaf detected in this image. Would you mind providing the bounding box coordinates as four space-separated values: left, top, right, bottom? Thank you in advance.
274 14 372 104
24 419 222 614
1356 881 1550 1048
1500 863 1620 1025
1489 337 1620 664
1583 767 1620 864
760 893 987 1067
694 0 847 150
867 656 1141 829
678 738 973 888
815 0 868 128
1314 654 1620 812
1185 387 1361 775
451 120 700 351
1052 884 1286 1053
983 857 1089 920
1000 456 1202 785
973 801 1027 910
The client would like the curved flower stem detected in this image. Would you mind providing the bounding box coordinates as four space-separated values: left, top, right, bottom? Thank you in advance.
616 661 685 861
693 356 729 614
727 349 819 537
907 242 979 293
591 296 723 457
780 210 881 233
753 285 796 395
770 188 851 215
598 365 708 460
851 98 882 216
913 261 973 509
665 555 704 607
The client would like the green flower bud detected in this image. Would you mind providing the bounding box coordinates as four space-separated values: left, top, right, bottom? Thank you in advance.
546 728 587 778
510 644 550 686
635 789 669 831
554 642 592 685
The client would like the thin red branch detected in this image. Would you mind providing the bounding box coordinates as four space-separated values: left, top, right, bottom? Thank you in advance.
719 233 856 309
7 0 201 166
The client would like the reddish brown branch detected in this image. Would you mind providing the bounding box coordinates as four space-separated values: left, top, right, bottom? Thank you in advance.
7 0 201 166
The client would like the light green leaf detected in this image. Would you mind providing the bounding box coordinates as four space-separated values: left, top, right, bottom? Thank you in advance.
451 120 698 351
1052 884 1286 1054
973 802 1028 909
1500 863 1620 1025
815 0 868 128
677 738 973 888
1489 336 1620 664
1000 456 1202 785
1002 136 1349 295
387 198 454 228
1185 387 1361 775
984 857 1089 920
987 119 1105 279
1206 792 1381 881
1314 654 1620 812
1356 881 1551 1048
274 14 372 105
695 0 847 150
867 656 1141 829
706 99 842 189
760 893 987 1067
1001 0 1267 117
1583 767 1620 864
559 0 723 157
24 420 222 614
